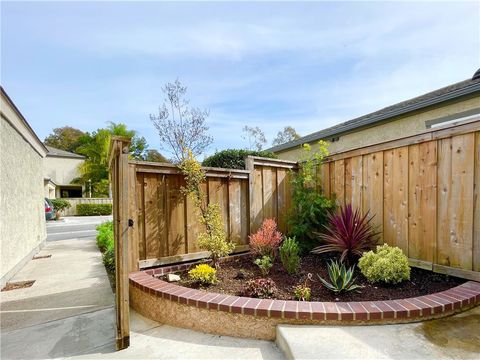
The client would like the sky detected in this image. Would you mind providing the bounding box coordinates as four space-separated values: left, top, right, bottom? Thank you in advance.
1 1 479 159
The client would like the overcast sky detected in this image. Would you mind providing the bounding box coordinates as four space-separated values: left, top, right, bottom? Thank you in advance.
2 1 479 158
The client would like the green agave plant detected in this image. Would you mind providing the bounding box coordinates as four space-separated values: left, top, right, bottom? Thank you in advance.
318 259 363 293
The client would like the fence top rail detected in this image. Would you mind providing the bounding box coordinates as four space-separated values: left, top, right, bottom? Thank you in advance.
323 117 480 162
247 155 298 165
130 160 252 174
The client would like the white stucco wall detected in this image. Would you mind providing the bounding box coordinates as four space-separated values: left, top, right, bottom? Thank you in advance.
1 117 47 284
44 156 84 186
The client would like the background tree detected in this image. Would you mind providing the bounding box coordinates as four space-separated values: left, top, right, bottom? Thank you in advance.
272 126 301 146
242 125 266 151
44 126 85 152
74 122 149 197
150 79 213 163
144 149 169 163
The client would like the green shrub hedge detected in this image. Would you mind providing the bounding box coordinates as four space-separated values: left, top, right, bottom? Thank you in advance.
50 198 71 212
358 244 411 284
77 203 112 216
96 221 114 252
202 149 277 169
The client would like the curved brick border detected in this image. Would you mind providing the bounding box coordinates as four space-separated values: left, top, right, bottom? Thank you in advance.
129 261 480 339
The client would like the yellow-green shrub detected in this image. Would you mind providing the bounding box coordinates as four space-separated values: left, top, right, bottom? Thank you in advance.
358 244 410 284
188 264 217 285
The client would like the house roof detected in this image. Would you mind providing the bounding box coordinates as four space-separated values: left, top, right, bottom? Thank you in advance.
45 145 85 159
1 86 48 157
268 75 480 153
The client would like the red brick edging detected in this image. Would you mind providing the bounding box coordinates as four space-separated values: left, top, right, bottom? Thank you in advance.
129 262 480 322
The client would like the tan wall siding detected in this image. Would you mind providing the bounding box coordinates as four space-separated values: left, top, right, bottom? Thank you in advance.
276 97 480 161
1 119 46 282
44 156 84 185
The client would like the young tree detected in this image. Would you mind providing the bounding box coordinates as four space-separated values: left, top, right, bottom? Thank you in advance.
242 125 267 151
44 126 85 152
272 126 301 146
150 79 213 163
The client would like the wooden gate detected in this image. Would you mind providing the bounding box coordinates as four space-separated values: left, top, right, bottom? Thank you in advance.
108 136 131 350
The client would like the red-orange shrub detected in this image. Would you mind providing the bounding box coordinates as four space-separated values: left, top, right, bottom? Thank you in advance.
249 218 282 257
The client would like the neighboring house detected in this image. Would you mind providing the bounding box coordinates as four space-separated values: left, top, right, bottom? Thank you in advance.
0 87 48 286
43 146 85 198
269 71 480 160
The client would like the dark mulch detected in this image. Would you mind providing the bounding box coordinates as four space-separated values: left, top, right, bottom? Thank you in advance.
170 254 465 301
1 280 35 292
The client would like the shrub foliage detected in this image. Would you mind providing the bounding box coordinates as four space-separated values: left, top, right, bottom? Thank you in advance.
279 237 300 275
358 244 411 284
288 141 335 253
243 278 277 299
312 204 378 263
179 150 235 267
50 198 71 213
188 264 217 285
254 255 273 276
249 219 282 258
77 203 112 216
202 149 277 169
96 221 114 252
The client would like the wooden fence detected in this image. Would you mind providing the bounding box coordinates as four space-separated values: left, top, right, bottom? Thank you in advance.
60 197 112 216
124 156 297 271
318 119 480 281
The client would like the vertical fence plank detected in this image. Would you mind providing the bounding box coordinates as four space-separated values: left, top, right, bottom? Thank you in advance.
251 166 264 232
383 148 408 252
363 152 384 241
277 168 288 234
229 179 242 244
438 134 474 269
144 174 161 259
350 156 363 212
186 182 207 254
334 159 345 207
320 162 330 196
208 177 229 236
240 179 249 244
166 175 185 256
136 173 146 260
128 164 139 272
408 141 436 263
474 132 480 271
262 167 274 219
344 158 352 205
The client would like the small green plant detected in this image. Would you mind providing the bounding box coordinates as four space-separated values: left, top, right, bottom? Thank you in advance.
77 203 112 216
279 237 300 274
179 150 235 267
50 198 71 213
243 278 277 299
358 244 410 284
188 264 218 285
96 221 114 252
288 141 336 253
102 247 115 273
294 285 311 301
318 259 362 293
254 255 273 276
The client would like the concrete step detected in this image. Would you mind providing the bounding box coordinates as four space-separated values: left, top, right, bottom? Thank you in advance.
276 309 480 360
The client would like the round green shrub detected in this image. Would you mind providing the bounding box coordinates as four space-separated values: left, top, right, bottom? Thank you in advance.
358 244 410 284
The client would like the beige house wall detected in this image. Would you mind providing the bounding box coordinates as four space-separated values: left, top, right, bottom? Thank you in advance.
276 96 480 161
0 118 47 285
44 156 83 186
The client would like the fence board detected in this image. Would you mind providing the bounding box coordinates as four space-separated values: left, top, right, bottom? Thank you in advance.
166 175 186 256
408 141 437 263
362 152 384 241
474 132 480 271
334 160 345 207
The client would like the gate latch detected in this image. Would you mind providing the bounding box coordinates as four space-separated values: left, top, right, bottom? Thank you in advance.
128 219 134 227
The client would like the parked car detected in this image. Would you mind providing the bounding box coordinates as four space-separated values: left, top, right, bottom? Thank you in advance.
45 198 55 220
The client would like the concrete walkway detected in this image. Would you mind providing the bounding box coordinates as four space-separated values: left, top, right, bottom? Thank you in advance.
0 217 283 360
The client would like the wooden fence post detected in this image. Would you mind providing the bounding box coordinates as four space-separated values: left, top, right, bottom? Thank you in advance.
109 136 131 350
245 156 255 236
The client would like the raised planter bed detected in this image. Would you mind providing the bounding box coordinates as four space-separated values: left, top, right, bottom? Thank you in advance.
129 259 480 340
